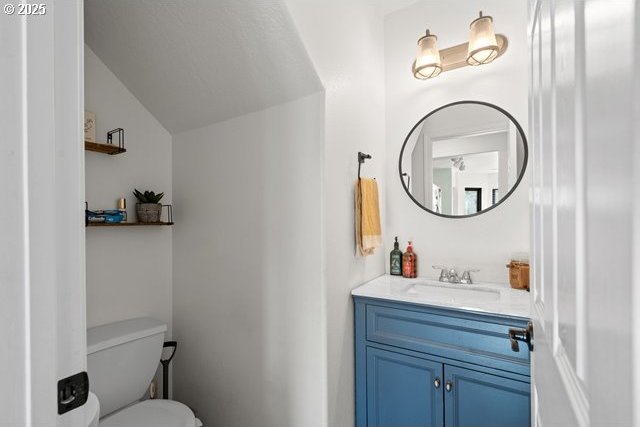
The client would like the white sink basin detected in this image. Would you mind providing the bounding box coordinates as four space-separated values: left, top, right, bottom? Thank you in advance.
352 275 531 319
392 280 501 303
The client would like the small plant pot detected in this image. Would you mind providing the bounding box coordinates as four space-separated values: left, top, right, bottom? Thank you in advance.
136 203 162 223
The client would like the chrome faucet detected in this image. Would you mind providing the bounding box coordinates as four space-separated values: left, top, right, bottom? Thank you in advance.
432 266 460 283
432 266 479 284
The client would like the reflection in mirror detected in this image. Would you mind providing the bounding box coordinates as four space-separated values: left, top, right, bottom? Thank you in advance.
399 101 527 217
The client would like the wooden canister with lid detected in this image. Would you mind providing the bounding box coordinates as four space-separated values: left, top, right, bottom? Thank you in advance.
506 260 530 290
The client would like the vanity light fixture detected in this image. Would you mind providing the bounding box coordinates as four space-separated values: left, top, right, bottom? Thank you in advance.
412 11 508 80
413 29 442 79
467 11 499 65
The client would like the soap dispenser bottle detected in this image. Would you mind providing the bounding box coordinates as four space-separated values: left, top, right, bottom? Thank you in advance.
390 237 403 276
402 241 417 278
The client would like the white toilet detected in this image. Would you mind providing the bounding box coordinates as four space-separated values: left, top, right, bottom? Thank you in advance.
86 317 203 427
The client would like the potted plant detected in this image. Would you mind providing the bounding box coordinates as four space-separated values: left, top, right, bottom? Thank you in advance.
133 189 164 223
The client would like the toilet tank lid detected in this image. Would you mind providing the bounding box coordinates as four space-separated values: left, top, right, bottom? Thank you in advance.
87 318 167 355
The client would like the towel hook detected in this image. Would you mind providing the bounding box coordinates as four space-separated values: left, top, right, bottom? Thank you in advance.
358 152 372 180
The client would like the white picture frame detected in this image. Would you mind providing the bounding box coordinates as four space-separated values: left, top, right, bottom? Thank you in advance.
84 111 96 143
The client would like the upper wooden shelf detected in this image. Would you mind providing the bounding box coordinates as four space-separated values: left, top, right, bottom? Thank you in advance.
85 141 126 155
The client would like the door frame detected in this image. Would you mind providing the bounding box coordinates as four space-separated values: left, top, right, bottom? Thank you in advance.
0 1 86 426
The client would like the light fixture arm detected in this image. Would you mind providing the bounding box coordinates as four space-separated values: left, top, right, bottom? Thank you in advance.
441 34 508 72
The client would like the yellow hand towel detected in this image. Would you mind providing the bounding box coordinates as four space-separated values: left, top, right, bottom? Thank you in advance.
355 178 382 256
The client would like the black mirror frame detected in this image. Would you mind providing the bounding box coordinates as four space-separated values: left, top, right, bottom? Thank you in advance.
398 100 529 219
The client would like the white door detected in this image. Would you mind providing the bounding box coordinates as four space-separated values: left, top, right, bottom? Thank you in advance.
0 1 87 426
530 0 639 426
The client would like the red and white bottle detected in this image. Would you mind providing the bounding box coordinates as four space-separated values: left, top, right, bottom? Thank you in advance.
402 241 417 278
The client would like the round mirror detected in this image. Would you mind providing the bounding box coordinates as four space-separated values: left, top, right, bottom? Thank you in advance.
399 101 528 218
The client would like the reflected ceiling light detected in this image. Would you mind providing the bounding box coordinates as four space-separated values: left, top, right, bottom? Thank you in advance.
467 11 499 65
411 11 508 80
451 157 466 171
413 29 442 79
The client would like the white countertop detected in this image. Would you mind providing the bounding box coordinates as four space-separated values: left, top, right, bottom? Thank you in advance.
352 274 530 319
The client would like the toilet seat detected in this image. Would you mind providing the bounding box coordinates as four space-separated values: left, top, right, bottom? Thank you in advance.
100 399 196 427
85 392 100 427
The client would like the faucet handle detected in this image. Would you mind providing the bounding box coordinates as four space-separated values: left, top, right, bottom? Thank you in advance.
460 269 479 284
432 265 450 282
448 268 460 283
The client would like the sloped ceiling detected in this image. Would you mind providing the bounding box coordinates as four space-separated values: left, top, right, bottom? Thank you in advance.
85 0 323 134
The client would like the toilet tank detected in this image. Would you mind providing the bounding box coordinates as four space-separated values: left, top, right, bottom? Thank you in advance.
87 318 167 417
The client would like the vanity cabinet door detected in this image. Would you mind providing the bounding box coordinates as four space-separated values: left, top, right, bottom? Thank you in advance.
444 365 530 427
366 347 444 427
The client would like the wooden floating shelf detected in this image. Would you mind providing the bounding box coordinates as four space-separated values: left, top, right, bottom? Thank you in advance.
86 222 174 227
85 141 126 155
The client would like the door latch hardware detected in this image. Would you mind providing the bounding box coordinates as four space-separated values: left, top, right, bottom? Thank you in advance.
508 321 534 352
58 371 89 415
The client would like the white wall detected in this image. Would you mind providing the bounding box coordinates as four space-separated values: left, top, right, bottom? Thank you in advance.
84 46 173 338
385 0 529 282
172 93 325 427
285 2 386 425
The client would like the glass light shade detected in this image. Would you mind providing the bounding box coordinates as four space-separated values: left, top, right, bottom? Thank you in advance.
413 31 442 79
467 12 499 66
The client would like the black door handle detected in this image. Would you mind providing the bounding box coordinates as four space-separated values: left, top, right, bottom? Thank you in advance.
508 321 534 352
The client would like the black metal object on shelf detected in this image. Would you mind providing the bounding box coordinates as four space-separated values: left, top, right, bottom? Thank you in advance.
106 128 125 154
162 204 174 224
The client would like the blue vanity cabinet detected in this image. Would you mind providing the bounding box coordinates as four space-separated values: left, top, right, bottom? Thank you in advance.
354 297 531 427
367 347 444 427
444 365 530 427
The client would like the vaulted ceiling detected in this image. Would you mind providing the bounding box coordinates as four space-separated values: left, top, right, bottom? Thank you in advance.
85 0 323 134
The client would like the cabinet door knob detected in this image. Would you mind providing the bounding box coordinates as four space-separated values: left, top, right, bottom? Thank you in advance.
445 381 453 392
434 378 441 389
